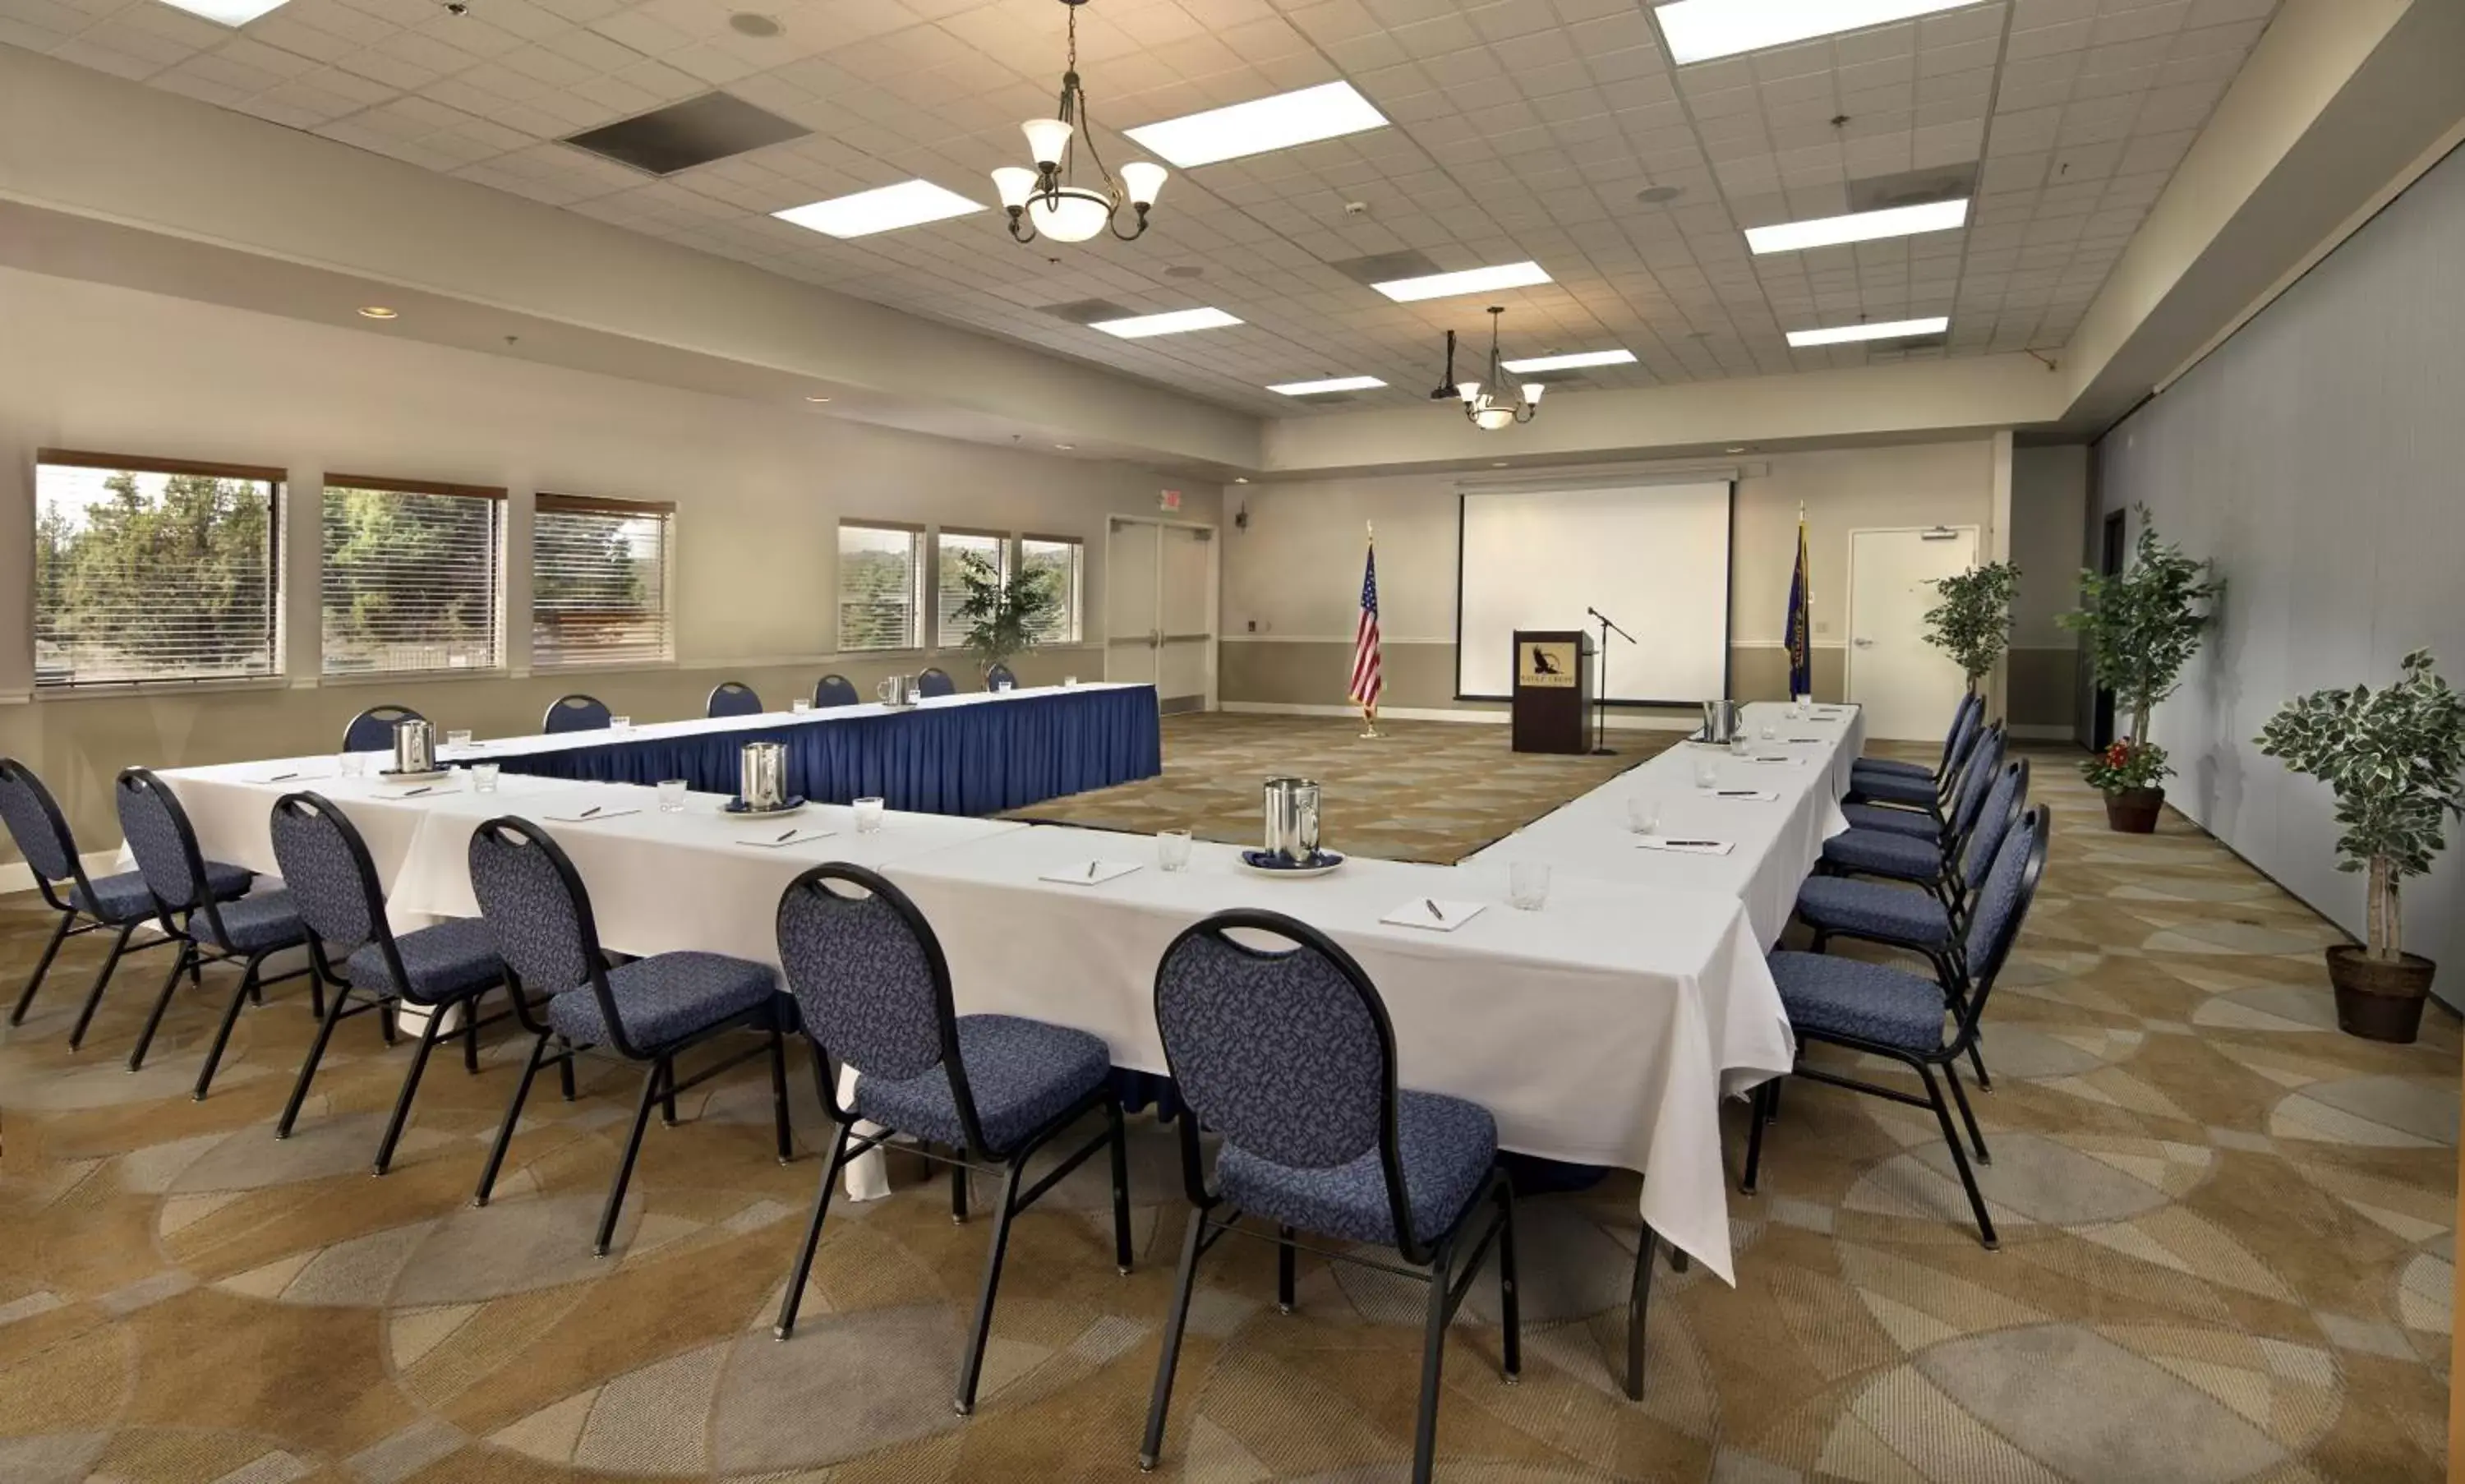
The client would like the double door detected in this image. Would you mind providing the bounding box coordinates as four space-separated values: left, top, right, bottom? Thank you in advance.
1105 518 1214 713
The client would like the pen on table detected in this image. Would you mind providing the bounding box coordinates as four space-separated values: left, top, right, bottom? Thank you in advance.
776 827 798 842
263 771 298 782
579 804 601 818
1664 839 1720 848
1087 860 1099 878
400 786 435 798
1716 789 1760 797
1424 898 1444 921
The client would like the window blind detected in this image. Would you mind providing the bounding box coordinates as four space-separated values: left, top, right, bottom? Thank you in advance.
839 522 924 651
935 529 1007 649
33 452 283 688
1020 536 1085 644
533 494 675 667
321 477 504 676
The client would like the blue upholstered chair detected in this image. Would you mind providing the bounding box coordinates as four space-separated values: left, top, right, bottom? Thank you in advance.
1850 692 1984 813
343 703 424 754
269 792 510 1173
813 674 859 708
115 768 316 1099
1749 805 2050 1249
541 694 612 734
466 816 788 1255
983 662 1016 690
1820 724 2005 889
1140 910 1518 1482
707 680 763 718
771 863 1129 1414
915 667 956 698
1 758 251 1044
1841 715 1997 841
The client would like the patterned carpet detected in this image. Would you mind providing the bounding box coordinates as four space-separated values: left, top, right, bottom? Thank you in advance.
0 722 2454 1482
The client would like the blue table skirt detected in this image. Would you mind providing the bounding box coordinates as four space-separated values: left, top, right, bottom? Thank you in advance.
490 684 1162 816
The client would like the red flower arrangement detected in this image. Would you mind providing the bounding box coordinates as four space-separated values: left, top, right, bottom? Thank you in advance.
2082 737 2171 792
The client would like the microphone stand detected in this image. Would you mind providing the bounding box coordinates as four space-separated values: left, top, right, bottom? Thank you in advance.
1585 606 1635 755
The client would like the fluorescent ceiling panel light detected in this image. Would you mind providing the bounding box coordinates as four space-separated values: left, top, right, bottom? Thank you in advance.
772 180 983 238
1371 260 1552 303
1090 307 1242 339
1125 81 1389 168
1268 376 1386 395
1501 348 1636 373
1786 316 1949 348
1744 198 1969 254
1654 0 1979 65
157 0 292 23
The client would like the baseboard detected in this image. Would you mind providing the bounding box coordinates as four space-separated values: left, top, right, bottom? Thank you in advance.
0 849 122 898
1219 701 1696 731
2007 724 2079 742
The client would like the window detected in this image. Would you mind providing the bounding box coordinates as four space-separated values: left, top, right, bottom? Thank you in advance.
320 476 504 676
33 450 282 688
838 522 924 651
935 529 1008 649
532 494 674 667
1020 535 1085 644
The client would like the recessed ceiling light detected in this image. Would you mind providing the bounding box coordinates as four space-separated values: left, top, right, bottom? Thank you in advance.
728 12 781 36
1653 0 1980 65
1787 316 1950 348
1491 462 1509 468
1501 348 1636 373
772 180 983 239
1089 307 1242 339
1234 477 1250 484
1125 81 1389 168
1744 199 1969 254
1267 376 1387 395
357 306 399 320
1370 260 1551 303
1638 185 1684 204
805 395 832 403
156 0 292 25
1055 444 1076 450
1726 445 1749 454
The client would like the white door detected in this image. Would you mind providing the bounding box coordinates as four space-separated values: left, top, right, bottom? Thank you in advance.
1104 518 1217 711
1847 527 1978 741
1105 519 1159 687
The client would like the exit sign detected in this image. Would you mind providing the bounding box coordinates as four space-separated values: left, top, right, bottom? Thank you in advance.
1158 488 1182 512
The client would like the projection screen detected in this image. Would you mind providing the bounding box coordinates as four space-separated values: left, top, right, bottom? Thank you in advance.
1455 481 1733 703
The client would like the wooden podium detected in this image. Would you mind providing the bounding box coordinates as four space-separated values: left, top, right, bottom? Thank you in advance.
1510 630 1595 754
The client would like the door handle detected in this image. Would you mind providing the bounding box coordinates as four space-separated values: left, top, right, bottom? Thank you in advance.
1852 638 1875 648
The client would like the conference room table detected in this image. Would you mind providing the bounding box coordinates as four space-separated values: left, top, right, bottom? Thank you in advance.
434 681 1162 817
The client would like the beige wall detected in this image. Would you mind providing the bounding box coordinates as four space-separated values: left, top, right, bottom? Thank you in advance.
0 265 1219 861
1220 440 1996 716
2008 444 2091 734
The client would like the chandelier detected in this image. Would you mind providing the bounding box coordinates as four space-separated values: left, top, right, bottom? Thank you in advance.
1459 306 1544 430
990 0 1166 245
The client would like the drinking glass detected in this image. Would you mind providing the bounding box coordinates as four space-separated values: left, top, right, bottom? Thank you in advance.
1062 675 1078 687
610 716 633 732
446 729 474 748
1729 733 1751 758
1158 828 1193 872
657 779 688 813
1785 700 1803 721
1795 691 1814 708
1626 795 1660 835
791 698 813 715
995 680 1015 693
1760 722 1776 741
1508 861 1550 911
339 753 368 778
472 763 500 793
854 796 885 834
1693 757 1720 791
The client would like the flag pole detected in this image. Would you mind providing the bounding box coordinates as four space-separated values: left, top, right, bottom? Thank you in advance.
1359 520 1381 738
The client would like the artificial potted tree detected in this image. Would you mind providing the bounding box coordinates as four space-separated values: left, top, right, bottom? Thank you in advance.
2058 511 2223 832
948 551 1058 683
2255 648 2465 1044
1922 560 2022 695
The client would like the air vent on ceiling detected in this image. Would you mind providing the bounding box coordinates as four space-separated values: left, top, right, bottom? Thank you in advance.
1327 250 1441 287
1038 298 1139 325
562 92 810 177
1847 164 1978 214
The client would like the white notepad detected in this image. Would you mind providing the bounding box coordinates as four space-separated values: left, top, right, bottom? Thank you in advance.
738 828 837 849
1635 836 1735 856
545 807 639 823
1378 899 1486 933
1039 860 1141 886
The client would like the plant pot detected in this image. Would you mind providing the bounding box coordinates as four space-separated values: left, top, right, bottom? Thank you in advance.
2103 786 2164 833
2325 944 2434 1044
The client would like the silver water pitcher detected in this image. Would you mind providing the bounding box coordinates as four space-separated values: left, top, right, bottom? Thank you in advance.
876 675 909 707
1699 699 1743 744
1261 777 1323 864
740 741 788 809
393 717 435 774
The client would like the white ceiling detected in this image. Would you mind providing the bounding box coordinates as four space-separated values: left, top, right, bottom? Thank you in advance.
1 0 2280 417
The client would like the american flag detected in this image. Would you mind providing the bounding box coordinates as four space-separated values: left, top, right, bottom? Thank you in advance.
1348 540 1384 713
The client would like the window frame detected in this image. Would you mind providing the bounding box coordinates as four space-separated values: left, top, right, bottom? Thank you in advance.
318 472 508 680
836 518 928 654
530 491 678 671
931 525 1013 653
1016 531 1087 648
31 447 287 692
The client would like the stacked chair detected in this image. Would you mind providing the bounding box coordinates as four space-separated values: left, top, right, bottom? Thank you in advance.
1848 691 1984 821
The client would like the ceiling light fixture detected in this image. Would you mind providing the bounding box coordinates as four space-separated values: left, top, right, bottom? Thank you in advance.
1268 375 1386 396
1373 260 1551 303
357 306 399 320
157 0 292 25
774 179 983 238
805 395 832 403
1458 307 1544 431
1653 0 1979 65
1744 198 1969 254
1089 307 1242 339
1125 81 1389 168
1502 348 1636 373
992 0 1166 244
1787 316 1950 348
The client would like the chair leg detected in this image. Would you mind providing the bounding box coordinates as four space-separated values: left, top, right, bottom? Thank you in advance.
1276 1225 1297 1314
1138 1207 1211 1472
474 1031 549 1207
658 1055 679 1127
8 912 72 1025
1495 1178 1520 1385
1742 1081 1773 1194
1626 1223 1656 1402
277 980 356 1139
953 1157 1028 1415
305 966 324 1021
127 942 193 1072
767 1025 793 1165
1107 1099 1133 1275
66 922 136 1048
1918 1063 1997 1251
596 1059 666 1256
1965 1033 1993 1092
373 1004 446 1176
380 1002 398 1047
1410 1240 1454 1483
193 955 264 1101
951 1159 970 1224
1943 1059 1990 1165
773 1122 852 1341
457 1006 477 1072
556 1034 577 1100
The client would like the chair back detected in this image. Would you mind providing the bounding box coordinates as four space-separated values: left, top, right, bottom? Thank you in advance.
1954 805 2050 1043
0 758 81 888
1945 723 2006 842
542 694 612 734
1958 759 2030 893
915 668 956 698
115 767 213 922
707 680 763 718
813 674 859 708
984 663 1017 690
343 704 424 754
268 792 385 956
1939 692 1983 773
